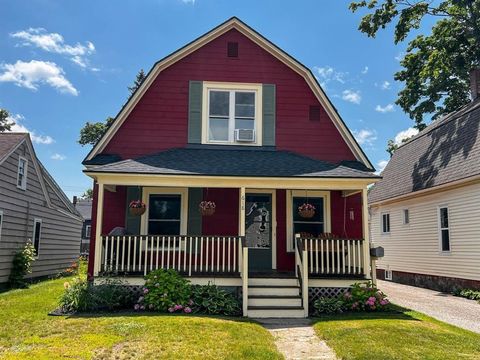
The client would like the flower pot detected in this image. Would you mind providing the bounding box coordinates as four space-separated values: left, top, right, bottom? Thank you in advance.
200 207 215 216
298 208 315 219
129 207 146 216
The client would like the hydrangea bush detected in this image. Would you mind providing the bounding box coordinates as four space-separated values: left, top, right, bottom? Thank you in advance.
343 281 389 311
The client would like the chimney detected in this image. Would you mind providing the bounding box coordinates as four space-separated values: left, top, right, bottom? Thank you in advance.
73 196 78 206
470 68 480 100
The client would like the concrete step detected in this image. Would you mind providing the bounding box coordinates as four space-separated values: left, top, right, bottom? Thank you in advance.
248 295 302 307
248 306 305 318
248 277 298 287
248 285 300 297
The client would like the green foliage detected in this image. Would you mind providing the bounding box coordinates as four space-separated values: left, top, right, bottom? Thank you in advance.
343 281 390 311
386 134 415 157
59 277 134 312
128 69 147 94
190 284 241 316
81 188 93 199
141 269 192 312
0 108 15 132
350 0 480 128
313 296 345 315
78 116 114 146
8 241 36 288
453 288 480 303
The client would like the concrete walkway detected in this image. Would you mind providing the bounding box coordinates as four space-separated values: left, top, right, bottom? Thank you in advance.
378 280 480 334
256 318 337 360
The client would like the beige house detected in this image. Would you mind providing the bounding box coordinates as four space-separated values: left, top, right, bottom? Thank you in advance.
369 78 480 292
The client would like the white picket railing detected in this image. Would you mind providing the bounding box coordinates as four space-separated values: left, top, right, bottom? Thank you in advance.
294 236 309 317
100 235 244 276
298 236 365 276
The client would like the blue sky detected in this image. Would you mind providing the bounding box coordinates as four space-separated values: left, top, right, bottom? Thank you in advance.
0 0 434 198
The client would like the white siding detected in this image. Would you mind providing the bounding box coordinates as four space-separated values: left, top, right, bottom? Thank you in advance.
370 182 480 281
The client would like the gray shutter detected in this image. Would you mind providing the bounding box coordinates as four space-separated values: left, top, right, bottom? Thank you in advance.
187 188 203 236
125 186 142 234
188 81 203 143
262 84 276 146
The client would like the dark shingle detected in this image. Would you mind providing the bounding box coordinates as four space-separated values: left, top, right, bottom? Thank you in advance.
0 133 27 163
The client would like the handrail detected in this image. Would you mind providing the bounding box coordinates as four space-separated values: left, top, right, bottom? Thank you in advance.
239 235 248 317
294 234 309 317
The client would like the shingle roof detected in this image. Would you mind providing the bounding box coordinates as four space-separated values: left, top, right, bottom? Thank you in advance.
369 99 480 204
86 147 379 179
0 133 27 164
75 199 92 220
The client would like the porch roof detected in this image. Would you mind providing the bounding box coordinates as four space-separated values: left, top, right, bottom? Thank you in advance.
84 147 379 179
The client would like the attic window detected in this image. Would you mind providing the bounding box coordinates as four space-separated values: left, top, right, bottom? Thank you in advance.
227 42 238 58
309 105 321 121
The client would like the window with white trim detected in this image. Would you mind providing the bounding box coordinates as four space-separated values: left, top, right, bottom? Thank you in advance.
0 210 3 241
203 82 262 145
17 156 28 190
403 209 410 225
148 194 182 235
85 225 91 239
439 206 450 252
33 218 42 256
381 213 390 234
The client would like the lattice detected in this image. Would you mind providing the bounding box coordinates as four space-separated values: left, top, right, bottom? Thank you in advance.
308 287 348 304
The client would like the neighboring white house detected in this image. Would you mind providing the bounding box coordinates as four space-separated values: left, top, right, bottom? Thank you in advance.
369 76 480 292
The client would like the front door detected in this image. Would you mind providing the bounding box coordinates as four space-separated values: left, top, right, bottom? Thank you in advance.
245 193 272 271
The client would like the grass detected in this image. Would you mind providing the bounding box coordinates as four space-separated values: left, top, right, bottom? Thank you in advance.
0 275 281 359
313 307 480 360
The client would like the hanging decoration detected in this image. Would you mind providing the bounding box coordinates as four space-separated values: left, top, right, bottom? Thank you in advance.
129 200 146 216
199 200 216 216
298 203 316 219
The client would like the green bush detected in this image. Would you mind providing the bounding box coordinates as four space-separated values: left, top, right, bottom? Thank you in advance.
139 269 192 312
59 277 134 312
453 289 480 303
343 281 390 311
313 296 345 315
8 241 36 288
191 284 241 316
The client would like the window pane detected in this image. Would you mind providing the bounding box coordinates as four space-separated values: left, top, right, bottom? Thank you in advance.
292 197 324 222
293 222 324 238
235 92 255 117
148 221 181 235
209 118 229 141
440 208 449 228
441 229 450 251
209 91 229 116
235 118 255 130
149 195 181 220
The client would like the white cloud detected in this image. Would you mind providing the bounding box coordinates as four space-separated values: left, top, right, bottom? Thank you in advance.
375 104 395 113
342 89 361 104
394 127 419 146
381 81 390 90
353 129 377 146
361 66 369 74
376 159 389 175
181 0 195 3
10 28 95 69
313 65 346 87
0 60 78 95
51 153 66 160
6 113 54 144
395 52 405 62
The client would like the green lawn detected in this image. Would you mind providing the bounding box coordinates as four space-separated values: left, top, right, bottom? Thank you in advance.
313 308 480 360
0 277 282 360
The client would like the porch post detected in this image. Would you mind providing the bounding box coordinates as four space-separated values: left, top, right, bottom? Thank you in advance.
239 187 246 236
93 182 105 277
361 187 371 278
239 187 248 317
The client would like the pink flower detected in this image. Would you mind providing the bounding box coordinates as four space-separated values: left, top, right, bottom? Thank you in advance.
343 292 352 299
174 304 183 311
134 304 140 310
184 307 192 313
168 307 174 313
380 299 389 306
143 288 149 294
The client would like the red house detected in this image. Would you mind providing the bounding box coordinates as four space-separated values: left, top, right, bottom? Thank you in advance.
83 18 380 318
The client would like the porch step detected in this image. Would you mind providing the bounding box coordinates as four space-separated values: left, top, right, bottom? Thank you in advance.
248 277 299 287
248 285 300 297
248 306 305 318
248 295 302 307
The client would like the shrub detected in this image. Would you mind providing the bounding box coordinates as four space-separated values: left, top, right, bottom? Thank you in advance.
313 296 345 315
59 277 134 313
453 289 480 303
343 281 390 311
190 284 241 316
139 269 192 312
8 241 36 288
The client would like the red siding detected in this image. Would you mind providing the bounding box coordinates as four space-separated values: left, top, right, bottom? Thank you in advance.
276 190 294 271
102 186 127 234
202 188 239 236
102 29 356 163
330 191 363 239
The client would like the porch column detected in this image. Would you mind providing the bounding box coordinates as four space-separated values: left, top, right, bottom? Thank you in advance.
361 187 371 278
93 182 105 276
239 187 246 236
239 187 248 317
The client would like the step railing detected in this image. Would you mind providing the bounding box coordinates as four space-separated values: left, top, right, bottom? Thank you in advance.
294 235 309 317
240 237 249 317
100 235 244 276
299 236 365 276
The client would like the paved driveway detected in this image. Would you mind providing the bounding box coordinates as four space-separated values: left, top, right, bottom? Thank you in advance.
378 280 480 334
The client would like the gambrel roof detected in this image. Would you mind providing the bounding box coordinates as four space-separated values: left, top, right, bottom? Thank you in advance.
83 17 374 170
369 99 480 204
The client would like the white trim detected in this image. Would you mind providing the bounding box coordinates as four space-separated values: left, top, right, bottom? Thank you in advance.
141 187 189 235
16 156 28 190
437 205 451 254
85 224 92 239
286 190 331 252
32 218 42 258
95 276 242 287
381 212 391 235
85 18 372 169
0 210 3 241
385 269 393 281
244 189 277 270
202 82 263 146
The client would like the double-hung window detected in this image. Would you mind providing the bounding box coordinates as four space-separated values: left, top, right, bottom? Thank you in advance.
204 82 261 145
438 206 450 252
381 213 390 234
33 218 42 256
17 156 28 190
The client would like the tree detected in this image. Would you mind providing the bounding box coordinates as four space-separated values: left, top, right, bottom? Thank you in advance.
78 69 147 147
81 188 93 199
350 0 480 130
386 135 415 157
0 108 15 132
